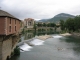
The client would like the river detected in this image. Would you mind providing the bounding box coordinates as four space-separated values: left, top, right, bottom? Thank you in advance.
10 32 80 60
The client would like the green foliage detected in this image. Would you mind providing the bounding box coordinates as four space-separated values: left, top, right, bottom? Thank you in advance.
65 18 75 31
74 16 80 31
60 20 65 30
42 23 46 27
33 22 36 30
60 15 80 32
14 46 20 55
37 23 42 27
36 22 56 27
21 28 25 34
49 23 56 27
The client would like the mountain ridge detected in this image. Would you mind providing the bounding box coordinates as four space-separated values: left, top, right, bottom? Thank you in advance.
38 13 75 23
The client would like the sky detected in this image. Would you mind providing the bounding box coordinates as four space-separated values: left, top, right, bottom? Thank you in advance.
0 0 80 20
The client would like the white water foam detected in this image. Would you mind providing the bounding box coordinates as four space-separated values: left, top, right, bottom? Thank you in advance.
20 50 24 52
29 39 44 45
53 35 63 38
19 43 32 52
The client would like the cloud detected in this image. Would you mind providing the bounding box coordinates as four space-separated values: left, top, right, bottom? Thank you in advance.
0 0 80 20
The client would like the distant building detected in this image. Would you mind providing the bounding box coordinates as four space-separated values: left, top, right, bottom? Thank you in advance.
0 10 21 35
20 20 24 29
24 18 34 28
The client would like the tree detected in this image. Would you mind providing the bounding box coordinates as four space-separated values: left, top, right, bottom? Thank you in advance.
74 16 80 31
60 15 80 32
37 23 42 27
33 22 37 30
65 18 75 32
50 23 56 27
60 20 65 30
43 23 46 27
46 23 56 27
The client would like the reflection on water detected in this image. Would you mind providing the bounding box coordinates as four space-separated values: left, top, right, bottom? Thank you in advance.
22 31 55 40
10 32 80 60
60 36 80 55
24 32 34 40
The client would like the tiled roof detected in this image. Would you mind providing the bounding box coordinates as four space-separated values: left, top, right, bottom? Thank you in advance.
0 10 17 19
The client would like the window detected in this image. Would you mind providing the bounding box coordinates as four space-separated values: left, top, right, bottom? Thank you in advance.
15 26 16 31
9 26 11 32
10 18 11 24
29 22 31 26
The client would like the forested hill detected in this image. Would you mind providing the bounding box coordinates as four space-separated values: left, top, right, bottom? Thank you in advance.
39 13 75 23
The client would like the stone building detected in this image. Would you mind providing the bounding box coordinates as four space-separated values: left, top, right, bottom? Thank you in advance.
0 10 21 60
24 18 34 28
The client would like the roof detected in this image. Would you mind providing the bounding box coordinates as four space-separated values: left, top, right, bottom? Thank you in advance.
24 18 34 21
0 10 18 19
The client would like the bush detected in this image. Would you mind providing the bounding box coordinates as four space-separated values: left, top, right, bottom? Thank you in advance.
14 46 20 55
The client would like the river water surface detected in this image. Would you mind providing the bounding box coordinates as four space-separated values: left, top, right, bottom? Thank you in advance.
10 33 80 60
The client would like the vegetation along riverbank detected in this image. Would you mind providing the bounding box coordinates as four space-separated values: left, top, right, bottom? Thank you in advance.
60 15 80 38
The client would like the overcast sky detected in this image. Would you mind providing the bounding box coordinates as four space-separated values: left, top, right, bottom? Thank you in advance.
0 0 80 20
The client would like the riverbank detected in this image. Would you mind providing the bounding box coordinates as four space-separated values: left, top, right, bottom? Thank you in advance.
71 33 80 38
37 33 72 40
60 32 80 39
37 35 53 40
60 33 71 36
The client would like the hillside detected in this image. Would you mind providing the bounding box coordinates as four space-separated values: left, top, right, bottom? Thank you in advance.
39 13 75 23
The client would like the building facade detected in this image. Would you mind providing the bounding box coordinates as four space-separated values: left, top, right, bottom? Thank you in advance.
24 18 34 28
0 10 21 35
0 10 21 60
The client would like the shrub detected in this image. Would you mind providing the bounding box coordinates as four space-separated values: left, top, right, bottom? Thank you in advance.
14 46 20 55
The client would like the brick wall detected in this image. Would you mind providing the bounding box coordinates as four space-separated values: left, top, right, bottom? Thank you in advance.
6 17 21 35
0 17 5 35
0 16 21 35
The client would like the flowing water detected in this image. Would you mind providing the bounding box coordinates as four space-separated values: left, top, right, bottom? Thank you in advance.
10 33 80 60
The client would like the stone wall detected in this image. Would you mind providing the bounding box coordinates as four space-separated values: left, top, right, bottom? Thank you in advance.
2 37 12 60
0 34 20 60
12 35 20 51
0 42 2 60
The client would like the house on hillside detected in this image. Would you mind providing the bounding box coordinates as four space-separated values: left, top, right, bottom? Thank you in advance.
24 18 34 29
0 10 21 35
